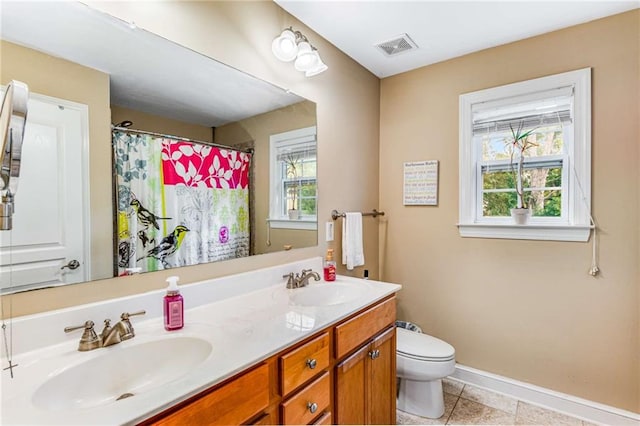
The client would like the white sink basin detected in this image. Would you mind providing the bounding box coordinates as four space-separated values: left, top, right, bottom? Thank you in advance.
32 336 212 411
289 283 363 306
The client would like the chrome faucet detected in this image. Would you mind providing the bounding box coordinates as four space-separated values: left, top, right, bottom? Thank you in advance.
64 320 101 351
64 310 146 351
298 269 321 287
283 269 321 289
283 272 297 289
101 310 146 347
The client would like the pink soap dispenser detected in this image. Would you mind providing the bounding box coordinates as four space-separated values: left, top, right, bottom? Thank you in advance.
163 276 184 331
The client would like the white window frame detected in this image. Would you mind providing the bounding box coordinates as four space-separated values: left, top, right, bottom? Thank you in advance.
268 126 318 230
458 68 592 241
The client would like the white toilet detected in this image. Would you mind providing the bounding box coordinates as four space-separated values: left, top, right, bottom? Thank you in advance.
396 326 456 418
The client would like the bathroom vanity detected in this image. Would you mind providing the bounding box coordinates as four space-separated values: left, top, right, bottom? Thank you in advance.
146 295 396 425
0 258 401 425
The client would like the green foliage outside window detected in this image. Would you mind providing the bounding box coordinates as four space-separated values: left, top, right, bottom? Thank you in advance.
482 167 562 217
480 125 564 218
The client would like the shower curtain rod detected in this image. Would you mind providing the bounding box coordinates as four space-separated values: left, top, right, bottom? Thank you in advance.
112 126 254 154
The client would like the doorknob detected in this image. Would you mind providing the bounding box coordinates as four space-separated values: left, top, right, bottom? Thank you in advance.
61 259 80 270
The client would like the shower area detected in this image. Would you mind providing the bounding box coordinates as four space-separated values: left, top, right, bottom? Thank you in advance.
113 127 252 275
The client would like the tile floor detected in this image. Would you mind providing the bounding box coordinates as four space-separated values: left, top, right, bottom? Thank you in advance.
397 377 594 426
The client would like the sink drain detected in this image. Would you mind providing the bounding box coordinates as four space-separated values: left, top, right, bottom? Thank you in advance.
116 392 135 401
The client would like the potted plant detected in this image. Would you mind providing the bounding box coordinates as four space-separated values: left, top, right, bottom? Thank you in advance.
507 121 538 224
284 152 301 220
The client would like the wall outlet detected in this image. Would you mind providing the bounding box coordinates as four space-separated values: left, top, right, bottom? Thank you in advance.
325 222 334 242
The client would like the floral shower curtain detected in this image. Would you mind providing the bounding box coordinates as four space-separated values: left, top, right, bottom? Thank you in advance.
113 130 251 275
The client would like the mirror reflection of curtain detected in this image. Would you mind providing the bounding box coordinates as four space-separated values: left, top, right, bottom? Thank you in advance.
113 130 251 275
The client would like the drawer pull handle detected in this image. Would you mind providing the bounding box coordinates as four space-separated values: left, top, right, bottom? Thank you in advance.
306 358 317 369
368 349 380 359
307 402 318 414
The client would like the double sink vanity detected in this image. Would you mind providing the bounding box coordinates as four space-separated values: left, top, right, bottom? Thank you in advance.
1 258 401 425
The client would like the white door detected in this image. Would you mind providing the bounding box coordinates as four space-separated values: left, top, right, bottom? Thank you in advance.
0 93 89 293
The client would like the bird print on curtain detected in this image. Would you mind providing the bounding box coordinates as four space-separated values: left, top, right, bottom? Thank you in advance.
113 131 251 275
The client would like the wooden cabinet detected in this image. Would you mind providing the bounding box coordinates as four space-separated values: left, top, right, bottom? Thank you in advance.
367 327 396 425
280 333 331 425
143 295 397 426
312 411 332 425
335 297 396 359
281 372 331 424
334 297 396 425
150 363 269 425
335 344 368 424
280 332 330 396
335 327 396 425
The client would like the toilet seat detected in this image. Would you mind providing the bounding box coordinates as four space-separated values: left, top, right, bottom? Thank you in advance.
396 327 455 362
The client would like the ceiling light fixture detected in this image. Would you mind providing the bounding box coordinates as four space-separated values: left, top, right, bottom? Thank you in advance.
272 27 327 77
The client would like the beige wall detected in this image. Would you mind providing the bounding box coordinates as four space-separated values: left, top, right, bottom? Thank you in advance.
111 105 214 143
0 40 113 280
4 1 380 316
216 101 317 254
380 10 639 412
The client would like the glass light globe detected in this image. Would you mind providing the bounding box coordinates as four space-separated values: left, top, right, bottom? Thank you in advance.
305 55 328 77
294 42 318 72
272 30 298 62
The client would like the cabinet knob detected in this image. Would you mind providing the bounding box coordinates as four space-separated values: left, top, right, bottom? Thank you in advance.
306 358 317 369
368 349 381 359
307 402 318 414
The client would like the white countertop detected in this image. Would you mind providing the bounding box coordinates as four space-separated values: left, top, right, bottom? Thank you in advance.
1 258 401 425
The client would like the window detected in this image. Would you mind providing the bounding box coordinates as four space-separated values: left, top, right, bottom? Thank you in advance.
458 69 592 241
269 126 317 230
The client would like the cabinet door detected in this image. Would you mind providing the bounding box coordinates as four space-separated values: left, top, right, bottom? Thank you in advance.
367 327 396 425
334 345 368 425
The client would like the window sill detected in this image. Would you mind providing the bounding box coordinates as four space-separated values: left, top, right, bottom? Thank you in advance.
268 219 317 230
457 223 592 242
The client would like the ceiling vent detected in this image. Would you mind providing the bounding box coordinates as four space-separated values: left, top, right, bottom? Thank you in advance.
375 33 418 57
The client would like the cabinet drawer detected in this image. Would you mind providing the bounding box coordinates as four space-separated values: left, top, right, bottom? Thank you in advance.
280 332 330 396
281 371 330 425
312 411 332 425
250 411 275 425
335 296 396 359
155 363 269 425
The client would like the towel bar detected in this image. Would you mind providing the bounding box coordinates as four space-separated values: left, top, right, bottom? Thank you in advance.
331 209 385 220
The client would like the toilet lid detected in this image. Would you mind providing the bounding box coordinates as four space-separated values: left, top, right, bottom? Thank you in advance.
396 327 455 361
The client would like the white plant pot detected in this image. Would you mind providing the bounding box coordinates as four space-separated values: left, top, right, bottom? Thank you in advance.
510 208 531 225
288 209 300 220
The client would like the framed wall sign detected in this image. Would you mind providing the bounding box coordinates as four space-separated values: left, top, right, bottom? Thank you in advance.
403 160 439 206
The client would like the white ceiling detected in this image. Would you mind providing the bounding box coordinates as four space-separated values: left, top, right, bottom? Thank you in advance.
1 2 303 127
275 0 639 78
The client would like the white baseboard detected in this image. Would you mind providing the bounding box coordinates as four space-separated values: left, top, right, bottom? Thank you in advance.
451 364 640 426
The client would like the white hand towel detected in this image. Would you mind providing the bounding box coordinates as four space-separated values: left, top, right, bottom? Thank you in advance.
342 212 364 270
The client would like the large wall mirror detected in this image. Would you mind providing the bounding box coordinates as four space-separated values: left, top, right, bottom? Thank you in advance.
0 2 318 294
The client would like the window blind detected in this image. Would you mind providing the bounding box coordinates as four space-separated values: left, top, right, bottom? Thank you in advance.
276 147 316 163
473 111 571 136
472 85 573 136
